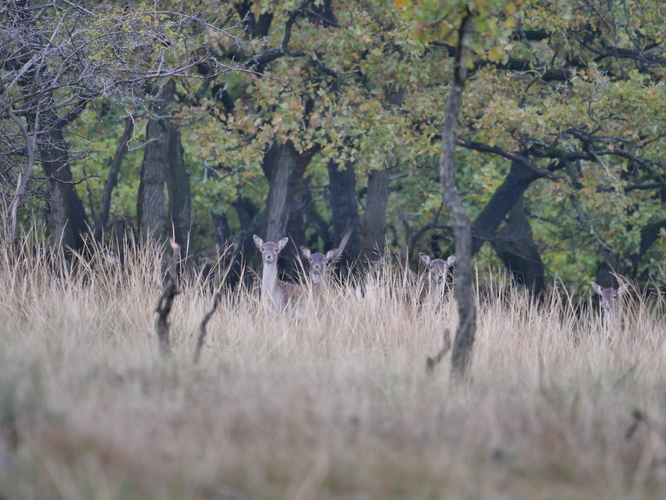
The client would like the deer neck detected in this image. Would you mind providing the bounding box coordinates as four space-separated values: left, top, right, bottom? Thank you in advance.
429 275 445 303
262 261 283 307
311 272 322 285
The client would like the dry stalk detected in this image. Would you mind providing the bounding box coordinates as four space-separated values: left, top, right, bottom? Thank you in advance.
155 240 181 357
426 328 452 375
193 285 223 364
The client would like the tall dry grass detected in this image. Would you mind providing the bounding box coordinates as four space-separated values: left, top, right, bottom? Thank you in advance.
0 240 665 499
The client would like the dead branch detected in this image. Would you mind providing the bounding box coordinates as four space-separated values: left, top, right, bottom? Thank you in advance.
426 328 452 375
155 240 181 357
193 285 223 364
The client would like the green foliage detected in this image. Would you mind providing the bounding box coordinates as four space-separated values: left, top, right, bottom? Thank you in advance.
59 0 666 286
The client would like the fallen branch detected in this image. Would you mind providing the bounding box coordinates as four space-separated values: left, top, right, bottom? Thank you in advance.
426 328 452 375
193 285 223 364
155 240 181 357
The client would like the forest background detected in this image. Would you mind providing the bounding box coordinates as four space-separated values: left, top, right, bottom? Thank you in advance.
2 0 665 295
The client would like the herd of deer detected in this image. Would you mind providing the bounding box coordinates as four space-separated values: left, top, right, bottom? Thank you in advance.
252 234 628 330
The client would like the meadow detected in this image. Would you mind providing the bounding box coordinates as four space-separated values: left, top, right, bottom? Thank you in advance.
0 242 665 500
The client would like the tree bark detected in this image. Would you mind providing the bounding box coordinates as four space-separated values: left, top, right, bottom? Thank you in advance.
327 159 362 267
96 116 134 241
166 126 192 256
263 141 316 242
265 141 299 242
471 159 544 255
491 195 545 299
361 169 390 263
37 111 90 253
10 1 89 253
137 82 174 244
439 14 476 381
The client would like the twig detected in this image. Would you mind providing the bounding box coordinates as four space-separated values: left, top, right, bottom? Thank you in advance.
155 240 181 357
193 285 223 364
426 328 452 375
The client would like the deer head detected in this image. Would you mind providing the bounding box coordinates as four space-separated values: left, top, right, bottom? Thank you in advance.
419 253 456 286
591 282 628 312
300 247 338 284
254 235 288 265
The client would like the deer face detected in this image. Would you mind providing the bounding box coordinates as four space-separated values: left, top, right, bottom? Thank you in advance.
420 253 456 285
254 235 288 264
301 247 337 283
591 282 628 311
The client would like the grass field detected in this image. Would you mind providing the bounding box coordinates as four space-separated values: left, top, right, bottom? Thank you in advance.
1 242 665 499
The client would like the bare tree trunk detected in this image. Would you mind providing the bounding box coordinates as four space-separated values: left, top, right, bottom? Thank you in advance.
327 159 361 268
265 141 299 242
491 195 545 299
137 82 174 243
439 14 476 381
260 141 317 277
361 169 390 263
38 115 90 252
166 126 192 257
96 116 134 241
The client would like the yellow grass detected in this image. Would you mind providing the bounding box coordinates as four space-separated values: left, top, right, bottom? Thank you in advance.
1 241 665 499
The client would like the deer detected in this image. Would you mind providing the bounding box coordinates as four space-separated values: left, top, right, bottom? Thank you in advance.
419 253 456 306
253 235 307 314
299 226 354 285
591 282 628 335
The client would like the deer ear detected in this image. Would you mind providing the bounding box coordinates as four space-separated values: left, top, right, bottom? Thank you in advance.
253 235 264 249
300 247 311 259
419 253 431 266
617 284 629 296
446 255 456 267
325 249 338 262
277 237 289 252
591 282 604 296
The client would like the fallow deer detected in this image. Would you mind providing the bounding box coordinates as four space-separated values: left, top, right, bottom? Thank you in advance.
419 253 456 306
254 235 307 314
299 226 354 285
591 282 628 335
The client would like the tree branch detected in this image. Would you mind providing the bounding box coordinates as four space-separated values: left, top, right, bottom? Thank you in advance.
456 138 564 181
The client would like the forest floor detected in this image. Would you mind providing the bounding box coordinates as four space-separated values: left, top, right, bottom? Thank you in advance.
1 243 665 500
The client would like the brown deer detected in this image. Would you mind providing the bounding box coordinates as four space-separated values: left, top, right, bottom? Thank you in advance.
253 235 307 314
419 253 456 306
299 226 354 285
591 282 628 334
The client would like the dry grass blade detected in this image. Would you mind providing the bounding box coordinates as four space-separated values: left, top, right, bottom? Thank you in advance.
0 243 666 499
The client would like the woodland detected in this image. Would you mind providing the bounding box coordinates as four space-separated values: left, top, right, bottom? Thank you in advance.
4 2 666 498
1 0 665 295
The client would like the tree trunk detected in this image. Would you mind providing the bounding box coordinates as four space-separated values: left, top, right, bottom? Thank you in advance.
137 82 174 244
439 14 476 381
96 116 134 241
491 195 545 299
11 1 89 254
265 141 299 242
361 169 390 263
327 159 362 268
35 117 90 253
263 141 316 243
166 126 192 256
471 159 543 255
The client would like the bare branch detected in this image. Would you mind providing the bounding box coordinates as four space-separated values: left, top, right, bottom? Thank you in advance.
155 240 181 358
